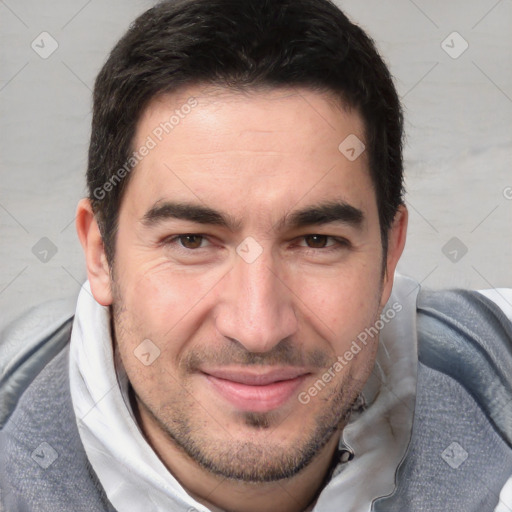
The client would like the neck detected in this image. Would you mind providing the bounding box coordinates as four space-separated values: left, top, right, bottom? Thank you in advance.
132 393 344 512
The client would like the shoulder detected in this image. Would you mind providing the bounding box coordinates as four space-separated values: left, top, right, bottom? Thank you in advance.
0 298 75 428
0 304 115 512
416 287 512 446
373 288 512 511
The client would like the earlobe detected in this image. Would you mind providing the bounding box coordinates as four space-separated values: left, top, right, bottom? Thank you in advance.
75 198 113 306
380 205 408 307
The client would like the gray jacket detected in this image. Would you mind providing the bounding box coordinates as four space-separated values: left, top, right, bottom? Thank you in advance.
1 289 512 511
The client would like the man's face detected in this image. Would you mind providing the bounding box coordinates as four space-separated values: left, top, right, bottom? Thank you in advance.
108 86 397 482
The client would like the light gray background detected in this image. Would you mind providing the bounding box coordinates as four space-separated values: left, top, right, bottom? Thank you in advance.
1 0 511 330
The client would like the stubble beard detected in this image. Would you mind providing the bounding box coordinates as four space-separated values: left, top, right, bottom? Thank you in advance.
110 280 378 484
132 372 362 483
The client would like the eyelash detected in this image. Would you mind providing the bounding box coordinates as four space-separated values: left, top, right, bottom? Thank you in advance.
162 234 351 253
297 235 350 251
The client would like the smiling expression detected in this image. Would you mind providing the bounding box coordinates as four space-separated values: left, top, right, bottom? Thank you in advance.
90 85 404 483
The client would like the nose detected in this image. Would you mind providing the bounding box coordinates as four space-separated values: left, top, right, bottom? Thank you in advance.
215 249 298 353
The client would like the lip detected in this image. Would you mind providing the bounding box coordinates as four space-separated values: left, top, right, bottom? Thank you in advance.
201 368 310 413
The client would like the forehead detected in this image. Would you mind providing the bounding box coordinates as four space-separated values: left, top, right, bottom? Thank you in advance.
124 85 375 225
136 85 365 154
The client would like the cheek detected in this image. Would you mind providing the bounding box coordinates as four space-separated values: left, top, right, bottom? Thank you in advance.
114 256 207 330
112 261 220 376
293 272 383 387
112 292 186 409
296 263 383 336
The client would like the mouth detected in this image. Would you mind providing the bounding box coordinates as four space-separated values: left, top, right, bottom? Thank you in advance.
200 367 311 413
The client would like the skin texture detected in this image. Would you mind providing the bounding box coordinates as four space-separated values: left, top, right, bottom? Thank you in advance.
77 86 407 512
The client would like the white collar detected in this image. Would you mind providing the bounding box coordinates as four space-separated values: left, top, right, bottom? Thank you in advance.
313 274 419 511
69 274 420 512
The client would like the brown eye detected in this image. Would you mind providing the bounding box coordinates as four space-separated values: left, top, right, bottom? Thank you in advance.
178 234 204 249
304 235 329 248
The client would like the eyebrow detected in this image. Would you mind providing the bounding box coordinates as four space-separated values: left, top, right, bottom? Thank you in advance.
141 200 364 231
278 200 364 230
141 201 241 231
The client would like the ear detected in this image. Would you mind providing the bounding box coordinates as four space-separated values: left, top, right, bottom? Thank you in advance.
380 204 408 308
75 198 113 306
